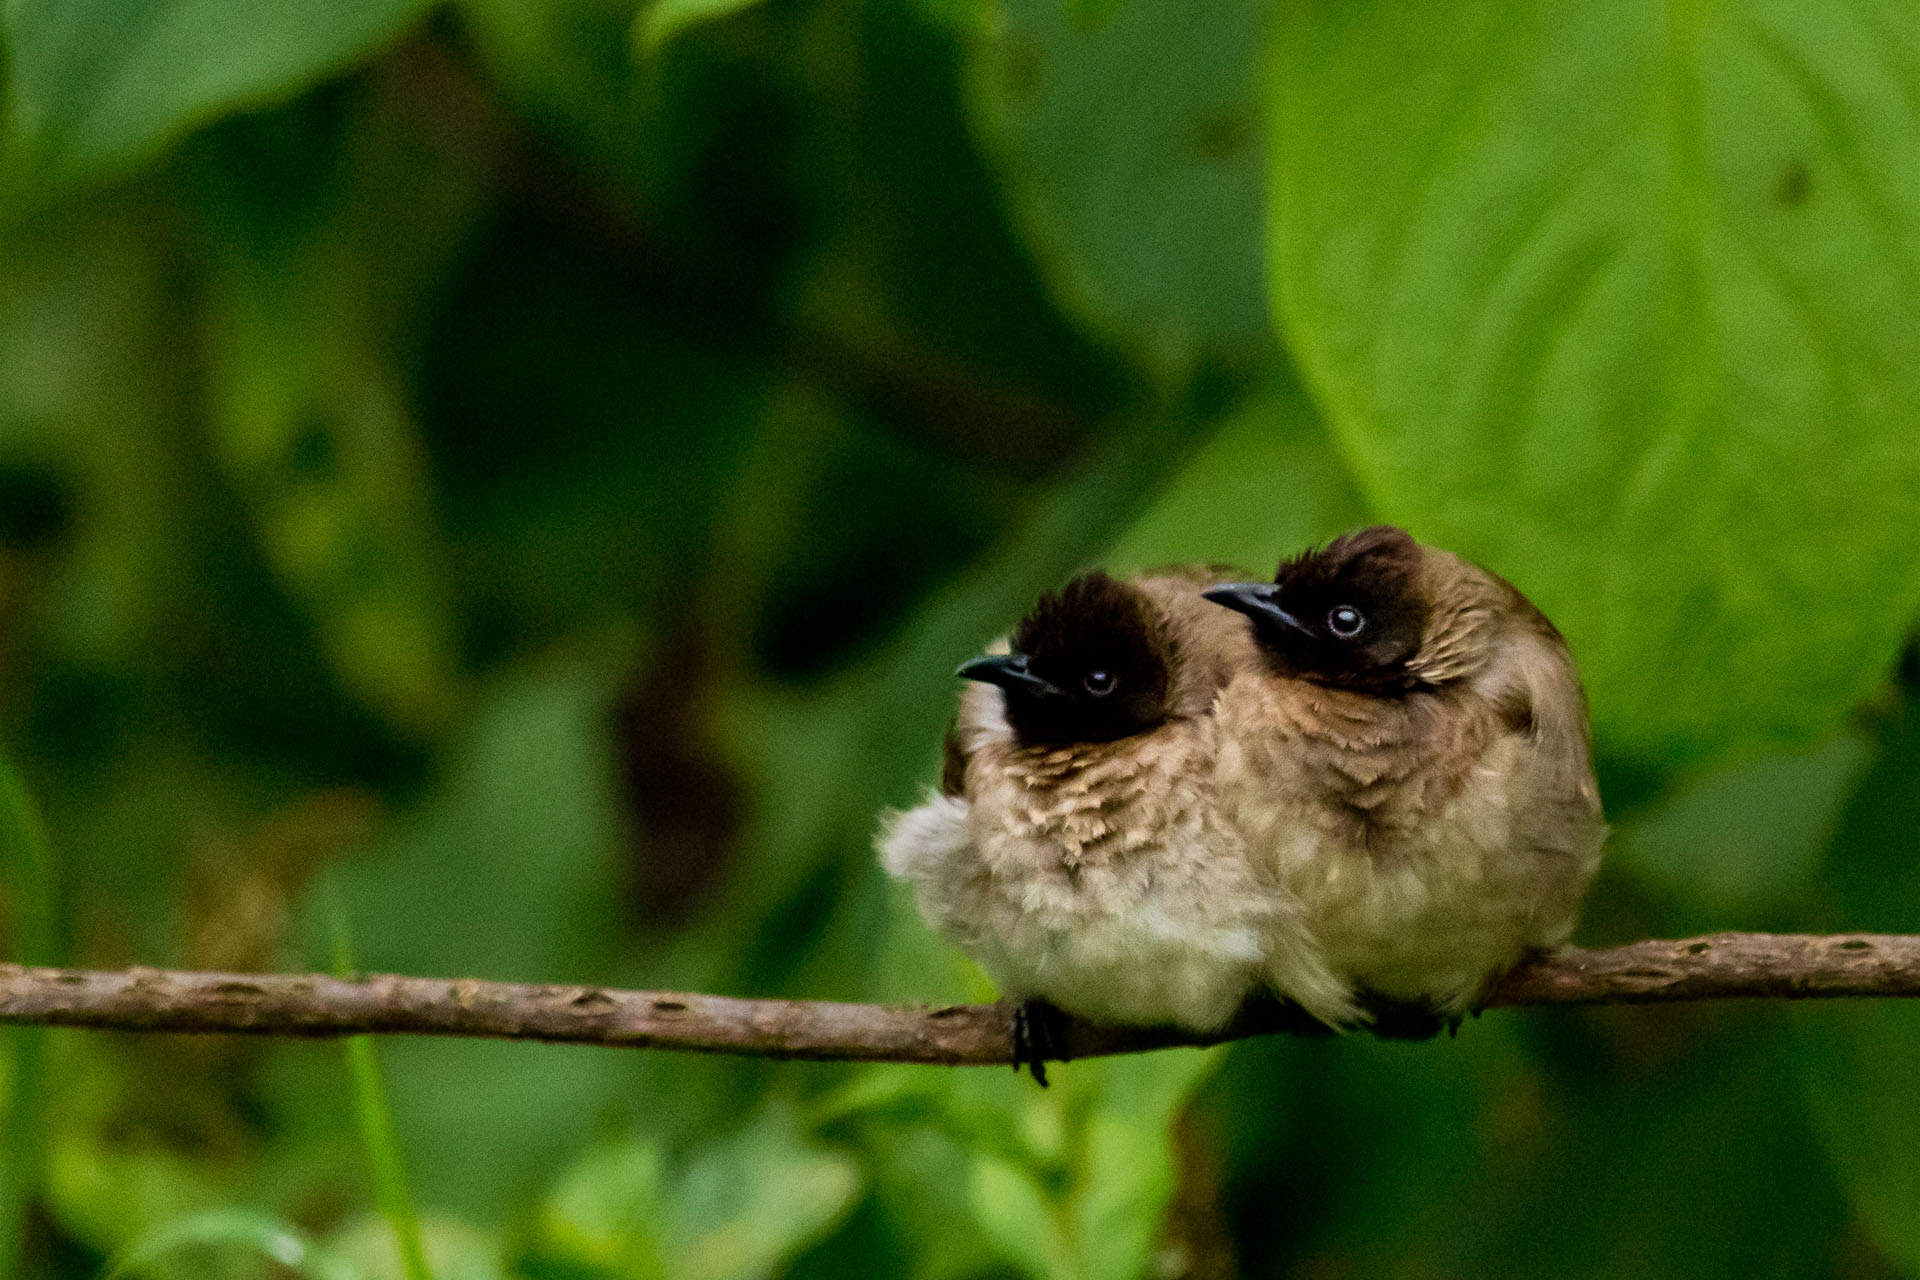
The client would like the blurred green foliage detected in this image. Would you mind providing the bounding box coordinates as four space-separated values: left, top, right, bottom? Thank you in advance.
0 0 1917 1277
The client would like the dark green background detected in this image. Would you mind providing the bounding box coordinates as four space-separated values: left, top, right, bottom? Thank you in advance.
2 0 1919 1276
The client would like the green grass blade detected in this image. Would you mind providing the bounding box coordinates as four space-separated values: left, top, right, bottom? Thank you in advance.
0 759 54 965
0 756 57 1280
326 883 434 1280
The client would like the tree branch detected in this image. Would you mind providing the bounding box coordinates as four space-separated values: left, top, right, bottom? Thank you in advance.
2 933 1915 1066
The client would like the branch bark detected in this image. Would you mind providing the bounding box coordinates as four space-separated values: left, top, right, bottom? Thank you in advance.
2 932 1915 1066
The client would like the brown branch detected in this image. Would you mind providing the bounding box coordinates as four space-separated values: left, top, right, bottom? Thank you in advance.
2 933 1916 1066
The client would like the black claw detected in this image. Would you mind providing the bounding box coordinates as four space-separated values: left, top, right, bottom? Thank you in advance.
1012 999 1069 1086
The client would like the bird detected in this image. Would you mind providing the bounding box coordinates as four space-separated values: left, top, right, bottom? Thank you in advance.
1201 525 1606 1036
879 567 1360 1082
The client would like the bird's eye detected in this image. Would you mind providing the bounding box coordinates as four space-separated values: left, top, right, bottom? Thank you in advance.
1082 670 1117 696
1326 605 1365 639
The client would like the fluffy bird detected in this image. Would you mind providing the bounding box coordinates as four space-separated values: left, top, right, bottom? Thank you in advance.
879 568 1358 1080
1203 526 1605 1034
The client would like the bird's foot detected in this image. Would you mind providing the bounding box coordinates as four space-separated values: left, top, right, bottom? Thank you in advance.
1234 990 1340 1038
1011 999 1070 1087
1358 993 1456 1041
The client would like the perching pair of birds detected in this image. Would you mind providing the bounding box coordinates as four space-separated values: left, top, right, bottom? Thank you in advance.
879 526 1605 1082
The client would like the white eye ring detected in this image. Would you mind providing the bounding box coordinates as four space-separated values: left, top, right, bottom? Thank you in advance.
1327 605 1365 639
1083 670 1117 696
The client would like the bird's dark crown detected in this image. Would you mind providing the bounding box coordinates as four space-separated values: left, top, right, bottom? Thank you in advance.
1266 525 1430 691
993 572 1175 745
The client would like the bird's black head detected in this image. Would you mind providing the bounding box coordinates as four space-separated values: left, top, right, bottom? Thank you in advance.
1203 526 1430 691
957 572 1175 746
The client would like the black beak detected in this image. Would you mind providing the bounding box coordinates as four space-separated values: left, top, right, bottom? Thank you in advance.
1202 582 1313 638
956 653 1064 698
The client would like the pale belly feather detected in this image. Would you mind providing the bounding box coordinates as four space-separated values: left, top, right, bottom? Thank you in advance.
966 836 1275 1030
1273 759 1542 1012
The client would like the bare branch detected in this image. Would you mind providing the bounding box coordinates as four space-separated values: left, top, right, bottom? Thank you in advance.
2 933 1916 1066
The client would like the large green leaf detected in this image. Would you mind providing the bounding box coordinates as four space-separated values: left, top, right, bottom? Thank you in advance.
1269 0 1920 765
1105 373 1365 575
967 0 1274 378
2 0 429 193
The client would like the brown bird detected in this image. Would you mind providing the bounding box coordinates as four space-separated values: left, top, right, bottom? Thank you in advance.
880 568 1359 1081
1202 526 1606 1035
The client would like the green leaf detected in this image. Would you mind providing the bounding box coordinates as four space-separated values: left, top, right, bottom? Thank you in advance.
632 0 767 53
2 0 431 194
1612 730 1871 919
1269 0 1920 766
670 1103 861 1280
1060 1051 1217 1280
536 1142 671 1280
967 0 1274 378
531 1105 859 1280
1105 374 1365 575
847 1049 1221 1280
100 1208 367 1280
325 1215 506 1280
968 1155 1072 1280
822 1116 1003 1280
